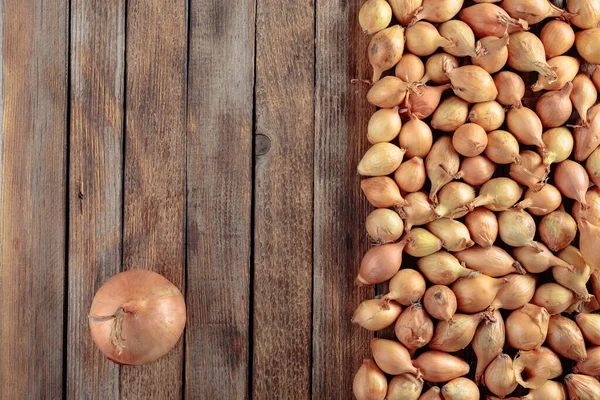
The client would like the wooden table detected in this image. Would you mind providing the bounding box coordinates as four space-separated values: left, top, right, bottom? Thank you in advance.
0 1 373 398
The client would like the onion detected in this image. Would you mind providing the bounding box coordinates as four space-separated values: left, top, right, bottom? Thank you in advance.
555 246 592 299
399 191 437 231
485 130 522 164
465 208 498 248
441 378 479 400
371 338 419 376
433 182 477 219
430 311 490 352
573 187 600 226
418 251 479 285
498 209 538 249
427 218 474 252
426 136 460 204
419 386 442 400
491 273 537 311
575 27 600 65
412 0 464 23
452 274 506 313
494 71 525 108
395 157 426 193
367 76 411 108
540 20 575 58
472 34 510 74
473 309 505 383
444 61 498 103
531 282 576 314
460 4 529 38
571 73 598 126
565 374 600 400
389 0 423 26
587 146 600 187
576 313 600 345
468 101 505 132
513 347 562 389
520 380 567 400
547 314 587 361
353 359 387 400
421 53 458 85
394 303 434 350
581 295 600 313
406 84 451 119
405 228 443 257
535 82 573 128
514 184 562 216
579 218 600 273
357 238 409 286
568 0 600 28
439 20 478 57
368 25 405 83
506 304 550 350
405 22 453 56
386 374 424 400
366 209 405 244
359 143 406 177
514 242 574 274
531 55 580 92
423 285 457 323
352 299 402 331
467 177 523 211
501 0 572 24
458 155 497 186
359 0 393 35
541 127 574 165
507 32 557 82
506 106 545 149
539 211 576 252
412 351 469 382
431 96 470 132
399 115 433 158
554 160 589 205
456 246 524 277
594 66 600 91
574 103 600 161
383 268 426 305
361 176 406 208
483 353 518 398
88 270 186 365
367 107 402 144
509 151 546 192
452 123 488 157
395 53 425 84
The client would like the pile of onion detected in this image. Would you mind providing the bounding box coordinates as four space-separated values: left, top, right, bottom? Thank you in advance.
354 0 600 399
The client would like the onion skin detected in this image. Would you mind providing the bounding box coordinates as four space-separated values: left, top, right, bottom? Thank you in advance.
494 71 525 108
471 35 509 74
460 4 529 38
539 211 577 252
368 25 405 83
419 386 443 400
575 346 600 375
520 380 566 400
587 146 600 187
395 53 425 84
506 106 545 149
367 107 402 144
358 143 406 176
465 208 498 248
367 76 410 108
507 32 557 82
554 159 589 206
513 347 562 389
441 377 479 400
421 53 458 85
89 270 186 366
568 0 600 29
576 313 600 345
452 274 506 313
352 299 402 331
430 311 489 352
431 96 470 132
541 127 574 166
571 73 598 126
395 157 426 193
423 285 457 323
540 20 575 58
535 82 573 128
361 176 406 208
531 282 576 315
573 187 600 226
555 245 592 298
514 184 562 216
565 373 600 400
485 130 522 165
426 136 460 204
468 101 505 132
547 314 587 361
456 246 523 277
498 209 538 249
473 309 505 384
427 218 474 252
357 239 409 286
405 227 443 257
439 19 478 58
418 250 479 285
383 268 426 305
353 359 388 400
468 177 523 212
458 155 497 187
399 191 437 231
406 84 451 119
531 55 580 92
490 273 537 310
386 373 423 400
444 62 498 103
575 28 600 65
394 303 434 350
574 103 600 161
483 353 518 398
514 242 574 275
501 0 571 24
506 303 550 350
452 123 488 157
405 22 453 57
412 351 469 382
433 181 476 219
579 218 600 273
389 0 423 26
359 0 393 35
371 338 419 376
366 209 404 244
400 115 433 158
412 0 465 23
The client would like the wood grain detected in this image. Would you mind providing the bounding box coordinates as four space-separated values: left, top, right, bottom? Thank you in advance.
312 1 374 398
120 0 187 398
185 0 254 398
67 1 125 398
0 0 68 397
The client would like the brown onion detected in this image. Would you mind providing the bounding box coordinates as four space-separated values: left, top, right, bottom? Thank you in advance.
399 115 433 158
515 242 574 274
571 73 598 125
366 209 405 245
484 353 518 398
413 351 469 383
88 270 186 365
507 32 557 82
444 61 498 103
426 136 460 204
419 386 442 400
357 238 409 286
417 251 479 285
465 208 498 248
494 71 525 108
421 53 458 85
368 107 402 144
367 76 410 109
395 157 426 193
509 151 546 192
539 211 577 252
535 82 573 128
540 20 575 58
399 191 437 231
431 96 470 132
579 218 600 273
427 218 474 252
573 187 600 226
387 374 423 400
531 283 576 314
576 313 600 345
491 273 537 311
468 101 505 132
574 103 600 161
555 160 589 205
452 123 488 157
575 28 600 65
412 0 464 23
513 347 562 389
541 127 574 165
506 304 550 350
498 209 538 249
441 378 479 400
383 268 426 305
395 53 425 83
514 184 562 216
433 182 476 219
520 380 567 400
430 311 490 352
457 155 497 186
532 56 580 92
460 4 529 38
555 246 592 298
439 20 478 57
359 0 393 35
565 374 600 400
485 130 522 165
506 106 545 149
568 0 600 28
389 0 423 26
406 84 451 119
423 285 457 323
405 22 453 56
472 34 509 74
452 274 506 313
371 338 419 376
352 299 402 331
547 314 587 361
456 246 524 277
581 295 600 313
359 143 406 177
395 303 434 350
353 359 387 400
405 228 442 257
473 309 505 383
467 177 523 211
587 146 600 187
368 25 405 83
501 0 572 24
361 176 406 208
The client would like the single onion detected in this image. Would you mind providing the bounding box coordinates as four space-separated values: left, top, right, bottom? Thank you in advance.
399 114 433 158
531 283 576 314
386 374 423 400
520 380 566 400
514 242 574 274
405 22 453 56
483 353 518 398
509 151 546 192
485 130 522 165
565 374 600 400
366 209 404 244
426 136 460 204
417 250 479 285
547 314 587 361
494 71 525 108
398 191 437 231
444 61 498 103
464 208 498 248
412 0 464 23
567 0 600 28
394 302 434 350
541 127 573 166
457 155 497 186
367 76 410 108
352 299 402 331
555 246 592 298
531 55 579 92
471 34 509 74
423 285 457 323
574 348 600 381
367 107 402 144
467 177 523 211
420 53 458 85
383 268 426 305
506 106 545 149
88 270 186 365
490 273 538 311
430 311 490 352
514 184 562 216
419 386 442 400
441 378 479 400
540 20 575 58
368 25 405 83
359 0 393 35
594 66 600 91
456 246 524 277
452 123 488 157
498 209 538 249
405 228 443 257
573 188 600 231
412 351 469 382
507 32 557 82
506 304 550 350
460 4 529 38
579 218 600 273
427 218 474 252
574 103 600 161
439 19 478 57
468 101 505 132
571 73 598 126
576 313 600 345
395 157 426 193
358 144 406 177
361 176 406 208
353 359 387 400
554 160 589 205
535 82 573 128
575 28 600 65
473 309 504 383
433 182 476 219
501 0 572 24
581 295 600 313
357 238 409 286
371 338 419 376
389 0 423 26
395 53 425 84
539 211 577 252
452 274 506 313
406 84 452 119
431 96 469 132
513 347 562 389
587 146 600 187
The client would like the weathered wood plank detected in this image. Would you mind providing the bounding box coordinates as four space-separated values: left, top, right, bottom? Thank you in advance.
312 1 374 398
67 1 125 398
120 0 187 398
252 0 315 398
0 0 68 397
185 0 254 398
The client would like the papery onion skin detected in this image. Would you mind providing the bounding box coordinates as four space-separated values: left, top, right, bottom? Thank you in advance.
579 218 600 274
89 270 187 366
576 313 600 345
571 73 598 126
457 155 497 187
431 96 470 132
513 347 562 390
483 353 518 398
405 22 453 57
547 314 587 361
473 309 505 384
406 84 451 119
506 106 545 149
469 177 523 212
432 181 476 219
353 359 388 400
419 386 443 400
460 4 529 38
514 242 575 275
539 211 577 252
395 157 426 193
531 282 576 315
423 285 457 323
394 302 434 350
383 268 426 305
389 0 423 26
573 187 600 227
468 101 505 132
586 146 600 187
574 103 600 161
535 82 573 128
555 245 592 298
471 35 510 74
367 107 402 144
426 136 460 204
399 115 433 158
498 209 538 249
565 373 600 400
367 76 410 108
514 184 562 216
452 274 506 313
358 143 406 176
421 53 459 85
352 299 403 331
490 273 537 311
427 218 474 252
456 246 523 277
554 159 589 206
361 176 406 208
359 0 393 35
439 19 478 58
412 351 470 382
507 32 557 82
485 130 522 165
368 25 405 83
429 312 487 352
520 380 566 400
395 53 425 83
574 346 600 376
441 377 479 400
399 191 437 231
568 0 600 29
531 55 580 92
386 373 423 400
444 62 498 103
371 338 419 376
575 28 600 65
405 227 443 257
452 123 488 157
540 20 575 58
494 71 525 108
417 250 480 285
412 0 465 24
464 208 498 248
501 0 570 24
357 239 409 286
506 303 550 350
366 208 404 244
541 127 574 166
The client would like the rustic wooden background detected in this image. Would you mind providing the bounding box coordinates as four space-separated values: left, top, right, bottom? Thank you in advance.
0 0 375 398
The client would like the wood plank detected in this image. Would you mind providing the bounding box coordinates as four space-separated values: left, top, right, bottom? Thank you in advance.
120 0 187 398
312 1 374 398
67 1 125 398
184 0 254 398
253 0 314 398
0 0 68 397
